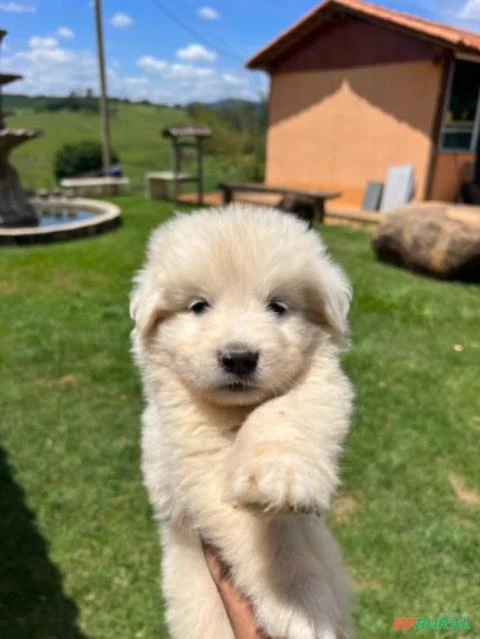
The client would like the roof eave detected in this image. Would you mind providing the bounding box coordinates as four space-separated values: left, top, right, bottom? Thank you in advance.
246 0 335 70
245 0 480 71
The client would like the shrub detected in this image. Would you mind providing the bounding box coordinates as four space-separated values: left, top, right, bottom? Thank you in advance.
54 140 119 181
186 102 266 180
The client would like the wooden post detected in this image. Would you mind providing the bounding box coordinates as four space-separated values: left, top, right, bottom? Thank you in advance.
93 0 112 175
173 140 181 202
0 30 6 131
314 199 325 224
197 137 204 205
221 184 233 205
0 87 4 131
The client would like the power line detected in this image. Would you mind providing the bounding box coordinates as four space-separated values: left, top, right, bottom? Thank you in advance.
147 0 269 100
148 0 245 64
174 0 244 54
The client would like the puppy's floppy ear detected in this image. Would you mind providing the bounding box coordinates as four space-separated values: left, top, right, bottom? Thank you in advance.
129 271 166 339
307 258 352 345
130 223 177 340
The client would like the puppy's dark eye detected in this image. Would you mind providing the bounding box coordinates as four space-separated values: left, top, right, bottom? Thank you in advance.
189 299 210 315
267 300 289 316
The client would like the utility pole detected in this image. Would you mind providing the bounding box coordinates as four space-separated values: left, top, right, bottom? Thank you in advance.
0 31 5 130
93 0 111 174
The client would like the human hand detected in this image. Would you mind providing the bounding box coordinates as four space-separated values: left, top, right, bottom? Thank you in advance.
202 543 273 639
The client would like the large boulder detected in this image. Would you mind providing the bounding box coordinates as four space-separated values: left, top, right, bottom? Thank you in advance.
372 203 480 282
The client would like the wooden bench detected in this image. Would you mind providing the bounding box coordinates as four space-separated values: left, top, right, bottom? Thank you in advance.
219 182 340 223
144 171 196 201
60 177 130 197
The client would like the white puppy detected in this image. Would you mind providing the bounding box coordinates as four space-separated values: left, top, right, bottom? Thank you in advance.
130 205 354 639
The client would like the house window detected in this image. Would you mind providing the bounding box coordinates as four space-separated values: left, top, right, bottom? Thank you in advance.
440 59 480 152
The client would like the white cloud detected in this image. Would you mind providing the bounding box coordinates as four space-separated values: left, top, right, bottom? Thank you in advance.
137 55 215 80
176 43 216 63
28 36 58 49
56 27 74 39
198 6 219 20
458 0 480 19
1 39 263 105
0 2 36 12
110 12 133 28
135 54 263 102
136 55 168 74
2 45 97 95
222 73 247 86
170 63 215 79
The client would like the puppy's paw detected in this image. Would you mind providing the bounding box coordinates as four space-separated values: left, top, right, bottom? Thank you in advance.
228 443 334 515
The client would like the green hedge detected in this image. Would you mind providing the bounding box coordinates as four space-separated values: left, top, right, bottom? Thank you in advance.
54 140 119 181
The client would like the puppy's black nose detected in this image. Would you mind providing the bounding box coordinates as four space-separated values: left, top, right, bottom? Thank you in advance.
219 347 259 377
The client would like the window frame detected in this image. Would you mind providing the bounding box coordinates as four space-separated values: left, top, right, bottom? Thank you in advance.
439 57 480 153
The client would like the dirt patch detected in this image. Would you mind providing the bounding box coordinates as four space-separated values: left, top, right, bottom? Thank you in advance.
331 491 362 525
58 374 78 386
34 377 49 386
349 567 382 591
34 373 78 387
352 576 382 591
448 472 480 507
457 515 475 529
0 280 20 295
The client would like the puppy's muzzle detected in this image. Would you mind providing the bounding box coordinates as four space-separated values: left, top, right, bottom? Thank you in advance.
218 346 259 377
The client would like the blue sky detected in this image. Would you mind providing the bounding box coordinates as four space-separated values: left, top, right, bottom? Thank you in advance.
1 0 479 104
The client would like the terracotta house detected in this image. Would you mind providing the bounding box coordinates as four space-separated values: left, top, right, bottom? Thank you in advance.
247 0 480 207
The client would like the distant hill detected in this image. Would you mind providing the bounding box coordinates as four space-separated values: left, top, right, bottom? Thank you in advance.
3 93 263 113
2 94 52 111
187 98 263 116
202 98 261 112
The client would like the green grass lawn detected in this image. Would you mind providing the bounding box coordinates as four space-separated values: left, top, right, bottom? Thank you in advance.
0 195 479 639
7 103 257 192
8 103 188 191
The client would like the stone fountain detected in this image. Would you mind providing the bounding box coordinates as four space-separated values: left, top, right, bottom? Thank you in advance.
0 29 43 227
0 28 121 245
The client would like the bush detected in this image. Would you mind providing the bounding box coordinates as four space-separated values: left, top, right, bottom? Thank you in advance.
54 140 119 181
185 102 266 180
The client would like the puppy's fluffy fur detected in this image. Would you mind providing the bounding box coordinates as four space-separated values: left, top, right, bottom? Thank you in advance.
131 205 354 639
